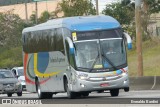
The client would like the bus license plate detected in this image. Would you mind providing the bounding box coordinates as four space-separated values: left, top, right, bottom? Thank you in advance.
100 83 109 87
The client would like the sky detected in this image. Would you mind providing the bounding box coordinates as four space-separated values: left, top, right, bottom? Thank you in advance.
92 0 121 13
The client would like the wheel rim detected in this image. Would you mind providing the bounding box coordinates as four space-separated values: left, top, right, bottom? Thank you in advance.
66 80 71 97
66 83 69 95
38 83 41 97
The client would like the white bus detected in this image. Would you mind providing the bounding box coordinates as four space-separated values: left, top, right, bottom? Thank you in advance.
22 15 132 99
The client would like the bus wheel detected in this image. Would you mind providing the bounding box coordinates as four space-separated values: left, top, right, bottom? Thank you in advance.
124 87 129 92
44 93 53 99
7 93 12 97
36 80 45 99
65 79 76 99
81 92 89 97
110 89 119 97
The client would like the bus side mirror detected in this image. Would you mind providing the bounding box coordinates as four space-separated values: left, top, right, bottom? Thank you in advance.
66 37 75 55
123 32 132 50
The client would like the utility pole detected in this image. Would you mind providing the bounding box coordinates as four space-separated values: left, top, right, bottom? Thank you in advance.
35 1 38 24
135 0 143 76
95 0 99 15
25 2 28 22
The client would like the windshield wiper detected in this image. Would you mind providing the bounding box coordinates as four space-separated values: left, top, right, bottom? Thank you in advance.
89 53 100 72
100 42 118 70
4 77 14 78
101 54 118 70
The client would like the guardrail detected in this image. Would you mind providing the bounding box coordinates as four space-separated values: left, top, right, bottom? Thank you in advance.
129 76 160 90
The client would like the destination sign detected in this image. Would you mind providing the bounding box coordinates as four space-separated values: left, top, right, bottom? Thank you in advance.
72 29 122 41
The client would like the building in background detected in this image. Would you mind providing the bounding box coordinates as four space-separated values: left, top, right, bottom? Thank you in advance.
148 13 160 37
0 0 63 19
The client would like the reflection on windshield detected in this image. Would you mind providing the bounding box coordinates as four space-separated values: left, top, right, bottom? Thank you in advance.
74 29 127 72
0 71 15 78
100 39 126 69
74 39 126 71
75 40 101 69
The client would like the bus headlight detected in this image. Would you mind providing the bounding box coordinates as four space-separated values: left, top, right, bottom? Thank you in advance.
77 74 88 80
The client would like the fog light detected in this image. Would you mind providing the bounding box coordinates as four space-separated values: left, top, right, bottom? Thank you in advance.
80 83 85 88
124 79 128 84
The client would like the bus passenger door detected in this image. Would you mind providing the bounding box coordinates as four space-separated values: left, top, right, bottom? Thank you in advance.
65 38 76 85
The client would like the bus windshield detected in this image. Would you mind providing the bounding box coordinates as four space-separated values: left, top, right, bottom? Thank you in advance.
75 40 101 69
73 29 127 72
100 39 126 69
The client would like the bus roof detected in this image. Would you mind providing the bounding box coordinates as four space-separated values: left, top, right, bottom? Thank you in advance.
22 15 121 33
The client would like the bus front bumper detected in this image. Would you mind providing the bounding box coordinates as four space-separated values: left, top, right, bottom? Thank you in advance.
70 74 129 92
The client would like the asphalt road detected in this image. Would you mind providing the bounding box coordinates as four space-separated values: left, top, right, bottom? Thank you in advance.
0 90 160 104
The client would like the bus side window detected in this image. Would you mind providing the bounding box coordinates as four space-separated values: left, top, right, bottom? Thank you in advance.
22 34 26 52
55 28 65 54
65 40 70 63
49 29 56 52
23 33 30 53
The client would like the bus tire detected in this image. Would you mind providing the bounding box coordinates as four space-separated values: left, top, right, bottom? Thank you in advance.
65 79 76 99
124 87 129 92
36 80 46 99
110 89 119 97
7 93 12 97
97 90 104 93
81 92 89 97
44 93 53 99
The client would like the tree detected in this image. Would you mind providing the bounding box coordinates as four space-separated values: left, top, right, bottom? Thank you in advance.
121 0 160 14
120 0 160 40
144 0 160 13
141 0 160 39
0 11 32 68
102 2 135 38
30 10 60 24
102 3 134 25
59 0 96 17
39 11 51 23
0 11 26 48
103 0 160 40
30 11 37 24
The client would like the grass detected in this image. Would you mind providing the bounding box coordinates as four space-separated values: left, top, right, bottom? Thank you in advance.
128 39 160 76
0 46 23 68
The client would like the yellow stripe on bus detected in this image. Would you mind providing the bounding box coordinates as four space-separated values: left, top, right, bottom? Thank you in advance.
34 53 60 78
